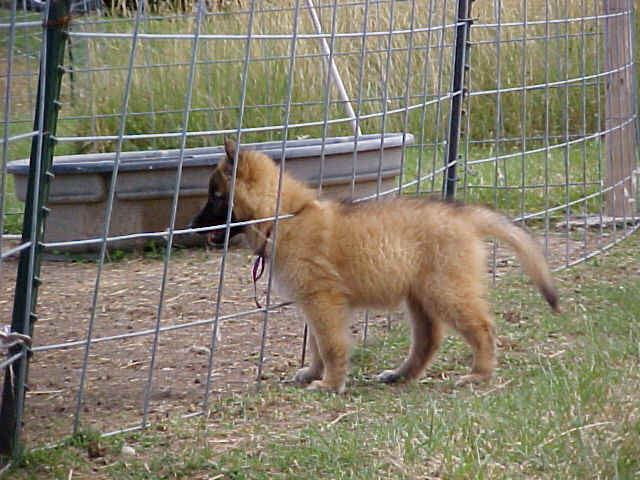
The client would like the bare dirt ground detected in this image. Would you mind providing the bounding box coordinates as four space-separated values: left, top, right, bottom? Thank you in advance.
0 221 636 446
0 240 394 446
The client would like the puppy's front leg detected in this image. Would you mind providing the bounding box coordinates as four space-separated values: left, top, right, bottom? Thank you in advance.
294 328 324 384
299 293 351 393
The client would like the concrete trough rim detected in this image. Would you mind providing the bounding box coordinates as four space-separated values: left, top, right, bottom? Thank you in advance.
7 133 414 175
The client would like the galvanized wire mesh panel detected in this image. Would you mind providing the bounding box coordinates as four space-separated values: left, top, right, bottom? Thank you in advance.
0 0 638 453
461 0 639 272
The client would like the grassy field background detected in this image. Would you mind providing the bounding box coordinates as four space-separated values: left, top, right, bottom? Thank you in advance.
5 219 640 479
3 0 637 235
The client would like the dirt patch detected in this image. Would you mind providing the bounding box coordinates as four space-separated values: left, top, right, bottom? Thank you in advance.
0 243 392 445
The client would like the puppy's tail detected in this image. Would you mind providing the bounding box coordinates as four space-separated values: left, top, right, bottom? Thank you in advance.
467 206 559 313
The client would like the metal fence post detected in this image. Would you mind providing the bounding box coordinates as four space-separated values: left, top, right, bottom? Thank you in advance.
443 0 473 200
0 0 71 457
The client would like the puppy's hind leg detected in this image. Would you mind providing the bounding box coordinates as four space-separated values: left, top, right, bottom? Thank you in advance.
378 295 444 384
449 298 497 386
299 293 351 393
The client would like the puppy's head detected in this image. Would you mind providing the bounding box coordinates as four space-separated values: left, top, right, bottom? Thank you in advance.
190 138 244 246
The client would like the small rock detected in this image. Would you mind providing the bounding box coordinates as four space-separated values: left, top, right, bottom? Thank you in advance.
121 445 136 457
190 345 210 355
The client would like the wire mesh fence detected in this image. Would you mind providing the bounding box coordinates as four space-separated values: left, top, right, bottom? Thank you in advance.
0 0 638 456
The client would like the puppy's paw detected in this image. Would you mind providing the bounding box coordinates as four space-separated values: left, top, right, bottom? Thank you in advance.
455 372 492 387
376 370 404 384
307 380 345 394
294 367 322 385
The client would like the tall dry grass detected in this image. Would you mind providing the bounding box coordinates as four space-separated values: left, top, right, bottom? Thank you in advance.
56 0 611 154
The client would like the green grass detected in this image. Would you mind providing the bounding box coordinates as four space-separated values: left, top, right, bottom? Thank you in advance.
400 137 604 216
57 1 607 153
1 175 23 235
4 232 640 479
2 0 614 154
0 7 38 235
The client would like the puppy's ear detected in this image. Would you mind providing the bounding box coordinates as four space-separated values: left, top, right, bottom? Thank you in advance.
224 137 238 164
221 137 240 176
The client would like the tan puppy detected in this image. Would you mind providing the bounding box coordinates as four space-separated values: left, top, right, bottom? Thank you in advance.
205 138 558 393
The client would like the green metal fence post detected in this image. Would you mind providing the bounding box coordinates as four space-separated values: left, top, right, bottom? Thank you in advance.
0 0 72 457
443 0 473 200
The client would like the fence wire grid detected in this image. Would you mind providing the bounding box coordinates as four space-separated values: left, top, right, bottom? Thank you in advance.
0 0 639 454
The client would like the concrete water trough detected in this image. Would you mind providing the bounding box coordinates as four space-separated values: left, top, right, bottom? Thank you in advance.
8 133 413 251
